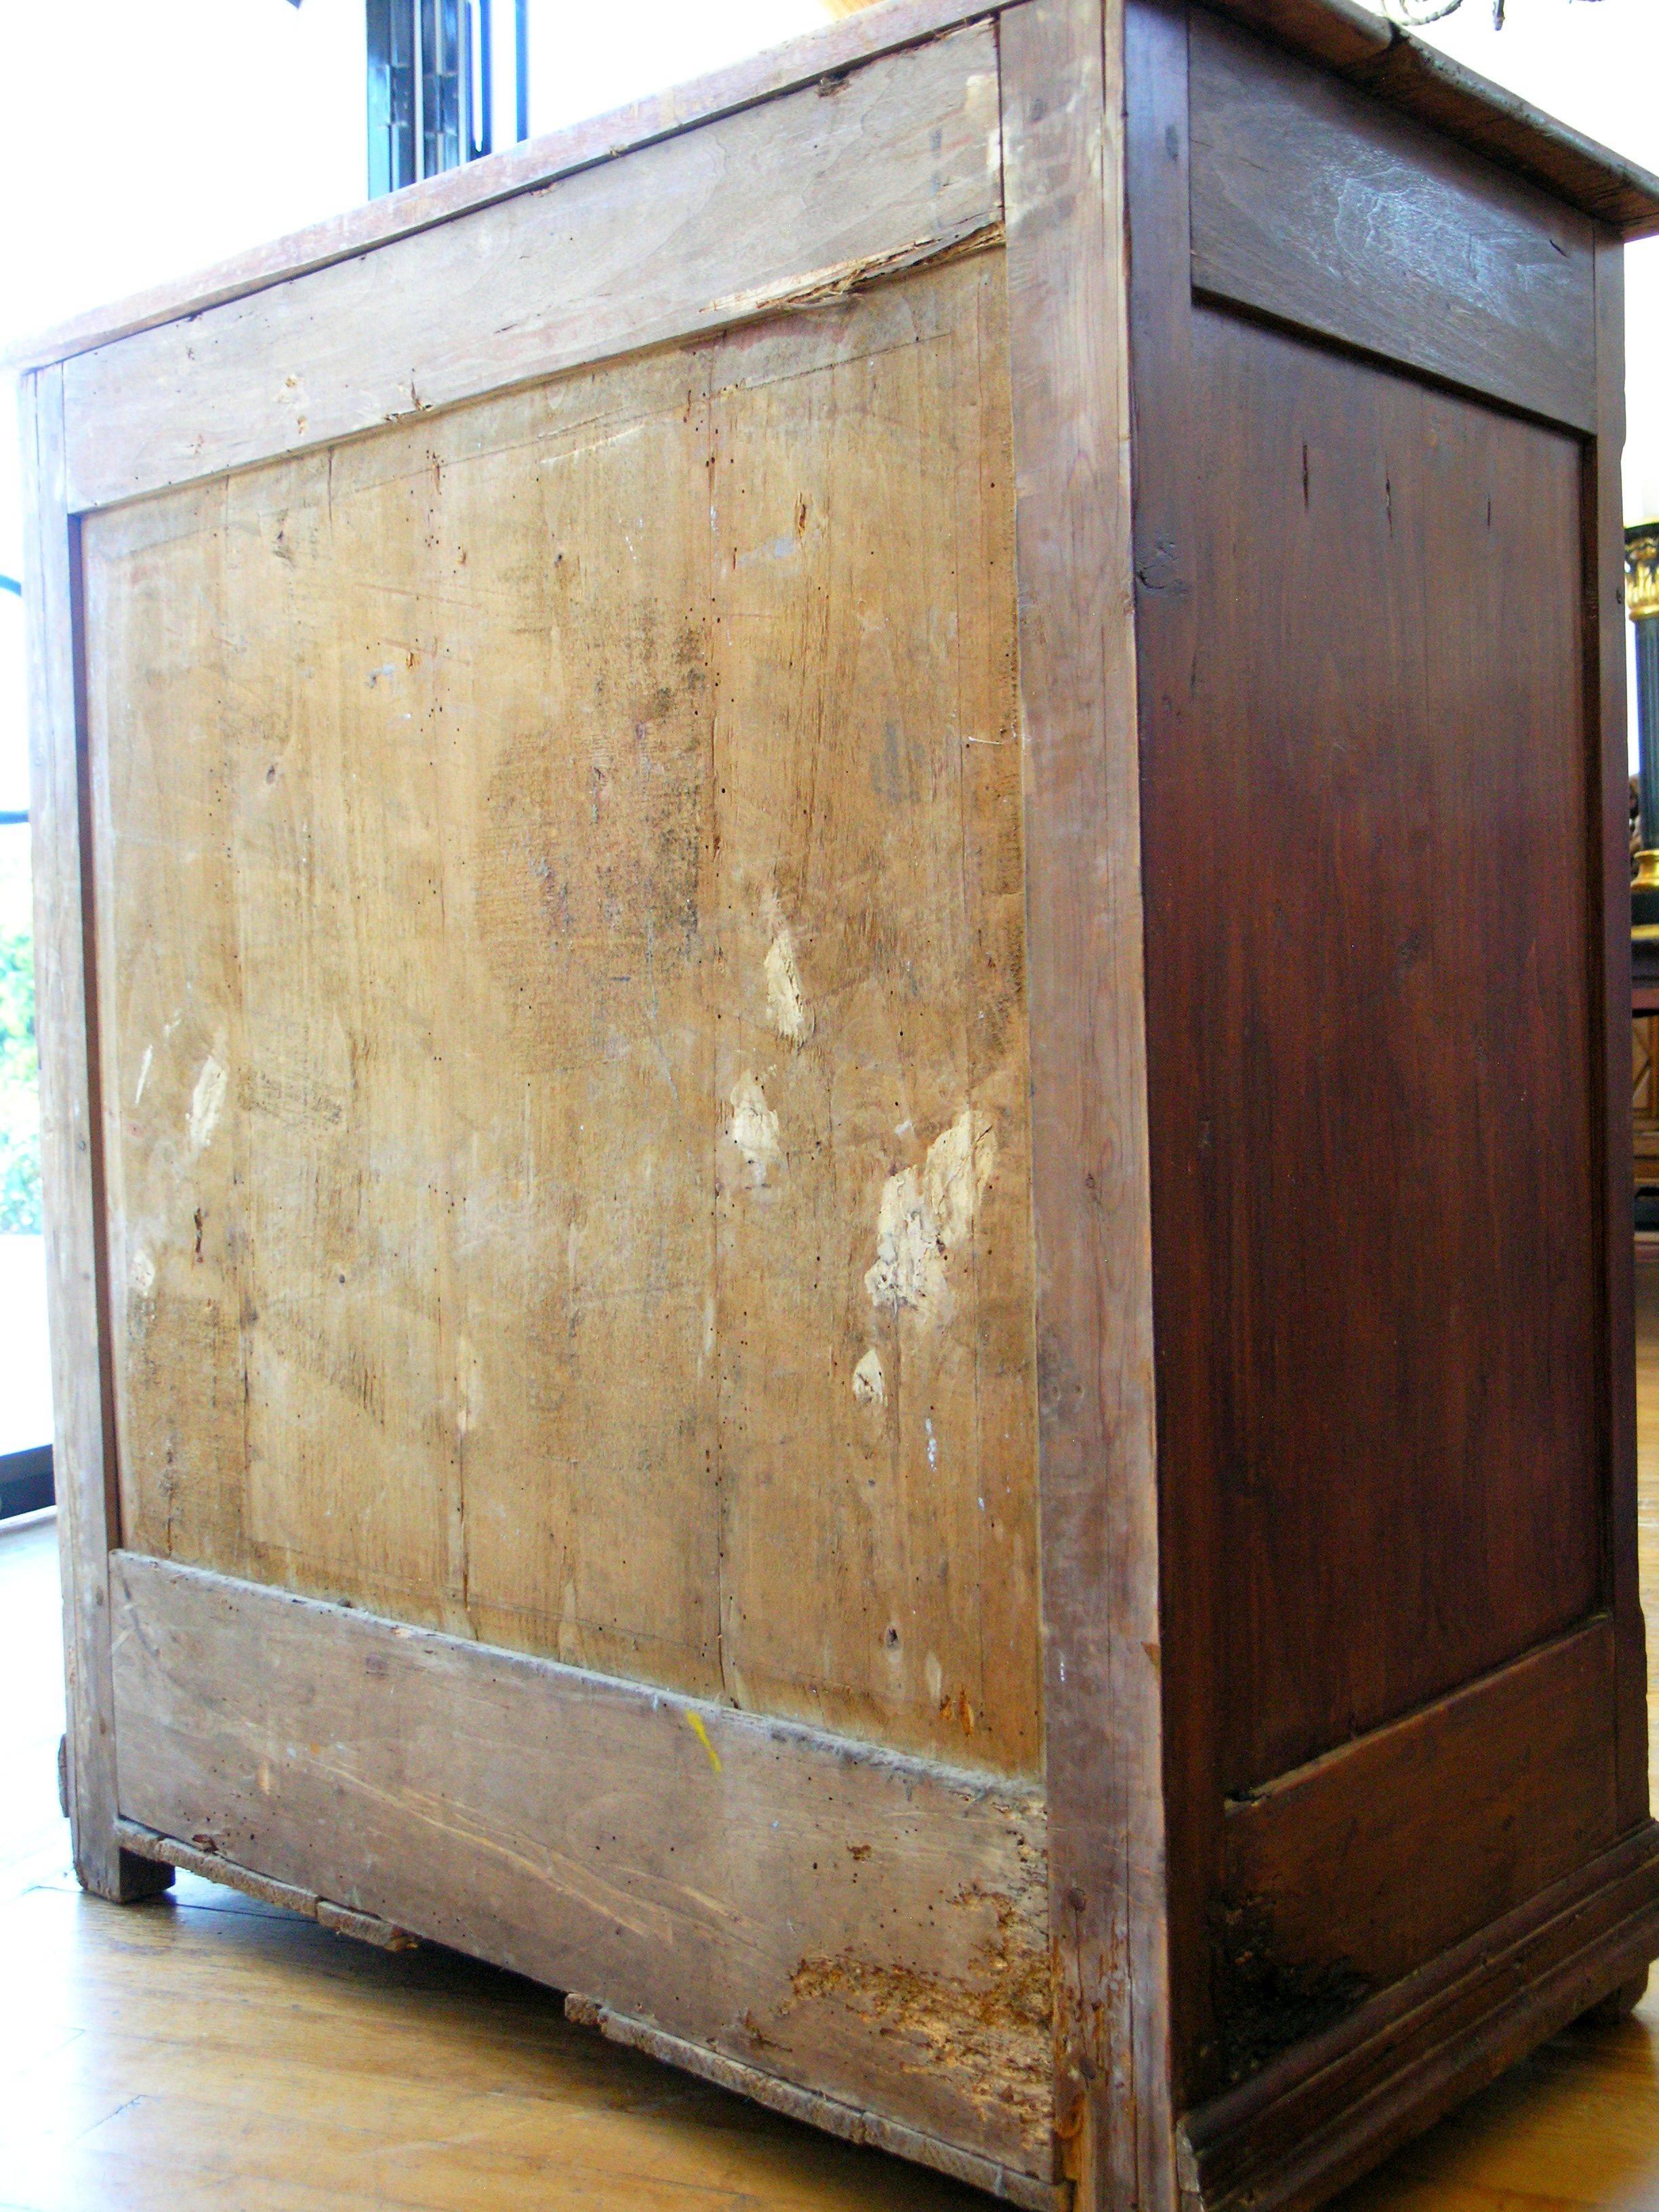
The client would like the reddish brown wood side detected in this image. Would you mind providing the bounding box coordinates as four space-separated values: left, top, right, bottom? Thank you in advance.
1189 9 1599 434
1222 1623 1619 2005
1128 0 1635 2117
1168 303 1601 1790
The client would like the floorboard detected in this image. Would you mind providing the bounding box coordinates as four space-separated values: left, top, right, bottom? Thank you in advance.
1 1254 1655 2211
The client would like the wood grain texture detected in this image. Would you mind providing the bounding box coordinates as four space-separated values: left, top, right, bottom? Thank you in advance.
1132 0 1626 2120
62 24 1003 510
108 1547 1055 2182
1189 11 1597 433
116 1818 419 1949
1162 308 1603 1795
1195 0 1387 69
1124 0 1213 2118
704 282 1036 1760
1001 2 1172 2206
565 1998 1065 2210
84 254 1040 1779
1223 1625 1620 2013
1340 28 1659 242
20 367 169 1908
9 0 1655 392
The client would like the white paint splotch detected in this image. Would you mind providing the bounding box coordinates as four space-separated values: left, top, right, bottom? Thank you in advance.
764 927 811 1046
852 1347 886 1406
728 1072 781 1185
186 1053 229 1157
864 1105 997 1325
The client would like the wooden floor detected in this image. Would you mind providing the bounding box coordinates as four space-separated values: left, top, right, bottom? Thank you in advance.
3 1271 1658 2212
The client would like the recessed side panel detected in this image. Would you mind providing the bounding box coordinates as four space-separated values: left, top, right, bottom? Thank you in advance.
1162 306 1601 1793
1142 301 1614 2068
83 251 1040 1778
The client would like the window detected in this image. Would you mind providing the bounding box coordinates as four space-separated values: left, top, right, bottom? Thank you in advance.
367 0 528 196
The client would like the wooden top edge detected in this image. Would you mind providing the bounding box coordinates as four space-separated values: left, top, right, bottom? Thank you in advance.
1 0 1004 375
1353 32 1659 240
9 0 1656 376
1200 0 1391 72
1200 0 1659 240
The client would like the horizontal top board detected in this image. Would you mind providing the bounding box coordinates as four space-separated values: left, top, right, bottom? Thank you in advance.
60 24 1002 510
8 0 1659 384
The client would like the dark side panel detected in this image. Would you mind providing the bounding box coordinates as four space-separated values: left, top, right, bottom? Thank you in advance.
1165 302 1600 1791
1130 0 1631 2109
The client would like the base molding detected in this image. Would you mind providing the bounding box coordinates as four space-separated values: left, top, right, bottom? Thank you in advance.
565 1993 1068 2211
1179 1824 1659 2212
116 1817 418 1950
106 1548 1053 2185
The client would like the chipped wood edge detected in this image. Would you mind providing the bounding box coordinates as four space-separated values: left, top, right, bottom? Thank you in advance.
704 213 1005 323
3 0 1010 375
115 1818 419 1950
110 1549 1055 2175
1002 1 1174 2205
564 1994 1069 2211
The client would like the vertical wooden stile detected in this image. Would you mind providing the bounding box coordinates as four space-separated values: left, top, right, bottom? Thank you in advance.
22 364 168 1904
1121 0 1214 2115
1593 233 1650 1832
1002 1 1174 2202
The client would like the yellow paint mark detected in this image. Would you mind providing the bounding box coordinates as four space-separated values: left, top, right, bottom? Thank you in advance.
683 1709 723 1773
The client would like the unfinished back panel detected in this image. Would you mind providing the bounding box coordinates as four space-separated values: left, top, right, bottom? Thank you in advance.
85 253 1040 1778
26 23 1070 2189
